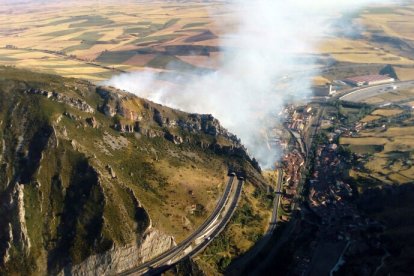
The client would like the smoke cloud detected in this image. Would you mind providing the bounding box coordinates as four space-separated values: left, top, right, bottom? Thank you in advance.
103 0 395 168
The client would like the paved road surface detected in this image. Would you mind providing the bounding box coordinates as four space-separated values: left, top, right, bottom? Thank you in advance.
117 176 243 276
339 80 414 103
189 179 244 258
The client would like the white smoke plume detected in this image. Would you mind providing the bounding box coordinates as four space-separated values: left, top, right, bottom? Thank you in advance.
103 0 396 168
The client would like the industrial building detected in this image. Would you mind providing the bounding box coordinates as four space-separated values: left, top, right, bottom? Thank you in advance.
344 74 395 87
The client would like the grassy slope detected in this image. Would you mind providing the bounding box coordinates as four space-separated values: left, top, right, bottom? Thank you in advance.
0 66 269 275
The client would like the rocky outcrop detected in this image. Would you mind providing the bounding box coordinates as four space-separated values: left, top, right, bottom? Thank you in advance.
10 184 31 253
85 117 98 128
0 138 4 163
164 131 184 145
60 229 176 276
2 223 12 264
95 86 260 171
1 183 31 265
105 165 116 179
96 87 125 117
153 108 164 127
139 228 176 263
114 123 135 133
178 113 238 140
25 88 94 113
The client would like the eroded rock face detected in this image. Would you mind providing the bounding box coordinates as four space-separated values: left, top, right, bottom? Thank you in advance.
95 86 260 171
60 229 176 276
1 184 31 266
164 131 184 145
106 165 116 179
86 117 98 128
96 87 241 144
25 88 94 113
178 114 237 140
2 223 12 264
11 184 31 253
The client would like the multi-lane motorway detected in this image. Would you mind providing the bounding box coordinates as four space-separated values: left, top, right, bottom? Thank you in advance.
117 175 244 276
188 178 245 258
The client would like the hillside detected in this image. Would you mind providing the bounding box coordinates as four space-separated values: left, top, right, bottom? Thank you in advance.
0 66 265 275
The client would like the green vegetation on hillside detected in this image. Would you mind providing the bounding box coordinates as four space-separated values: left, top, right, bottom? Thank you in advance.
0 66 268 275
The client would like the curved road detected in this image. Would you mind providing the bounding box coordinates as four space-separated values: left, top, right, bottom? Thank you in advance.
188 179 244 258
339 80 414 103
117 176 243 276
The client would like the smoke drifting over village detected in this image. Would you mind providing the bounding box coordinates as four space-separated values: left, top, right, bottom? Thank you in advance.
104 0 394 168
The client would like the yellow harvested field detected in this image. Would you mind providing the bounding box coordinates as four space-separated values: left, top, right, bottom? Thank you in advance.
316 3 414 65
318 38 369 52
318 37 414 65
360 88 414 106
395 67 414 81
361 9 414 42
330 51 413 65
363 97 388 105
381 127 414 137
388 173 412 184
383 136 414 152
372 109 404 117
340 137 389 145
361 115 381 123
400 167 414 180
365 157 389 173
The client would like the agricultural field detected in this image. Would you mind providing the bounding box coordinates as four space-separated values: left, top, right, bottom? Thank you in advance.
1 1 414 83
318 37 414 65
318 2 414 65
314 2 414 83
0 0 226 81
361 86 414 106
340 107 414 185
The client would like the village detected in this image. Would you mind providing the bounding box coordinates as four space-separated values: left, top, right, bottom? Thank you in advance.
273 100 388 275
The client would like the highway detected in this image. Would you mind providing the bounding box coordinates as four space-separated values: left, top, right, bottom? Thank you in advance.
189 179 244 258
117 175 243 276
339 80 414 103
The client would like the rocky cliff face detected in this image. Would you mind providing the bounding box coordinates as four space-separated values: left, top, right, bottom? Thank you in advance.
61 228 175 276
97 86 261 172
0 67 260 275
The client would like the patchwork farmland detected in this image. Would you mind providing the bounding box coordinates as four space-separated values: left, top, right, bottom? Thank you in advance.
1 1 414 82
0 0 226 80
